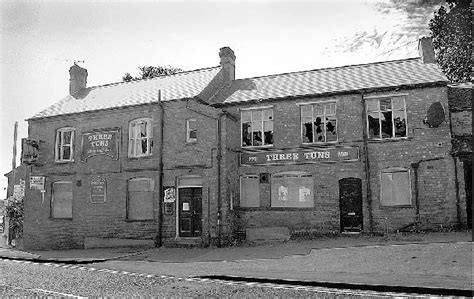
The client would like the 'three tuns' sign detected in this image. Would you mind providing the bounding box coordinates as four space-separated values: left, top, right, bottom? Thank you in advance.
240 147 359 166
81 129 120 161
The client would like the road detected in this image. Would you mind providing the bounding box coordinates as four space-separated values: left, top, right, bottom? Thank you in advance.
1 258 417 298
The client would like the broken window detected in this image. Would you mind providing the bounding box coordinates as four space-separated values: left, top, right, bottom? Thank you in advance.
300 102 337 143
186 118 197 143
241 108 273 147
366 97 407 139
129 118 153 157
55 127 75 162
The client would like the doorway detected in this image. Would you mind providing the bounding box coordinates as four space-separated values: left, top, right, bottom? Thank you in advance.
178 186 202 238
339 177 363 232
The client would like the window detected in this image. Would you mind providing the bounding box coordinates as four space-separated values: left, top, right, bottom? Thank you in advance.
241 108 273 147
51 181 73 218
129 118 153 157
186 118 197 143
240 175 260 207
380 168 411 206
271 172 314 208
301 102 337 143
127 178 154 220
367 97 407 139
55 127 75 162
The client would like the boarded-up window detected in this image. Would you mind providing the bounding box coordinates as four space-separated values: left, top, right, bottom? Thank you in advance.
128 178 154 220
51 181 73 218
240 175 260 207
271 172 314 208
381 169 411 206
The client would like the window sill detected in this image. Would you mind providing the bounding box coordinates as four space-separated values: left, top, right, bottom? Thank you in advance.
54 160 75 164
301 141 339 146
236 207 315 211
379 205 414 209
124 219 155 222
241 145 274 150
127 155 154 160
185 141 198 145
50 217 73 220
368 137 413 143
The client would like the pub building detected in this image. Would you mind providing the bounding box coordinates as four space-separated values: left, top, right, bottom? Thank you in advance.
19 39 470 250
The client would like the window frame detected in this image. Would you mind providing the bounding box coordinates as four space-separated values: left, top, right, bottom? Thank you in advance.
186 118 197 143
128 117 153 158
366 96 408 140
239 174 260 208
241 106 274 148
380 168 412 207
51 180 73 219
300 101 338 144
55 127 75 162
270 171 314 208
127 177 155 220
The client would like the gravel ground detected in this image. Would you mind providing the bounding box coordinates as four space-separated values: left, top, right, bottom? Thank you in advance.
0 259 398 298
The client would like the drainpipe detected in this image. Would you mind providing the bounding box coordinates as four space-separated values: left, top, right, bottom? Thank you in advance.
157 90 164 247
447 106 462 227
216 114 223 247
361 94 374 233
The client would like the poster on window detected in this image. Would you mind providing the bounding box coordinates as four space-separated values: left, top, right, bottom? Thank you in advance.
163 187 176 203
299 187 311 202
278 186 288 201
91 177 107 203
81 129 120 161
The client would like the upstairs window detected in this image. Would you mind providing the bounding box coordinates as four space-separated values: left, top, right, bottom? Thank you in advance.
129 118 153 157
186 118 197 143
301 102 337 143
241 108 273 147
55 127 75 162
380 168 411 206
367 97 407 139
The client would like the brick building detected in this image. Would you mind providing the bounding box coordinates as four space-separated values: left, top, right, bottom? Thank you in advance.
21 39 470 250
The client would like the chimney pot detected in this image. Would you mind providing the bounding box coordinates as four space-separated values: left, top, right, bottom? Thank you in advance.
418 37 436 64
69 63 88 96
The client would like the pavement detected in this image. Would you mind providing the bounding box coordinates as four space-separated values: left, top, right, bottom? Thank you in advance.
1 231 472 293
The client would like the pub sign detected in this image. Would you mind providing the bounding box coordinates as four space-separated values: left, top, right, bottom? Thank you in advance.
241 147 359 166
91 177 107 203
81 129 120 161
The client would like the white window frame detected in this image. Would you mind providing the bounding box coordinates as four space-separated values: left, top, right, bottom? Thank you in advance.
380 168 412 206
55 127 75 162
300 101 338 144
128 118 153 157
366 96 408 140
271 171 314 208
241 107 274 148
186 118 197 143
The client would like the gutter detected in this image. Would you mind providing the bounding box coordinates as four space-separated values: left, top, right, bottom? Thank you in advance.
157 90 164 247
360 93 374 233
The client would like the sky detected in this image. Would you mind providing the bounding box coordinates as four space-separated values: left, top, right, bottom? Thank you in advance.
0 0 443 195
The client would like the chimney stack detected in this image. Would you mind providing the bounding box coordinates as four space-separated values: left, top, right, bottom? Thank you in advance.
219 47 236 83
69 63 88 96
418 37 436 64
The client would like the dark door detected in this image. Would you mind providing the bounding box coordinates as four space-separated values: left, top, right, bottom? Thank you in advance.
178 187 202 237
463 161 472 229
339 178 363 232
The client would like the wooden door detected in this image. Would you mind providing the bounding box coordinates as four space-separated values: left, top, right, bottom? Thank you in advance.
339 178 363 232
178 187 202 237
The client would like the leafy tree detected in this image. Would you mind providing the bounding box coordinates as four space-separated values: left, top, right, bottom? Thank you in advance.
123 65 183 82
429 0 472 82
6 200 23 239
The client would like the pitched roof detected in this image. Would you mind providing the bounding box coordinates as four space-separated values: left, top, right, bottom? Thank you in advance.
31 66 222 119
215 58 447 104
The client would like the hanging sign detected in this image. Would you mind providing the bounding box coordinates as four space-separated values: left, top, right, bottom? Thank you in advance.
241 147 359 166
91 177 107 203
81 129 120 161
30 176 45 190
163 187 176 203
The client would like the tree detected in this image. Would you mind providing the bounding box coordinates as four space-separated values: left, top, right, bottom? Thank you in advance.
429 0 472 82
122 65 183 82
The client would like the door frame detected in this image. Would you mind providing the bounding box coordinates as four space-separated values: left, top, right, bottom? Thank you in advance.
339 177 363 233
175 176 203 238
